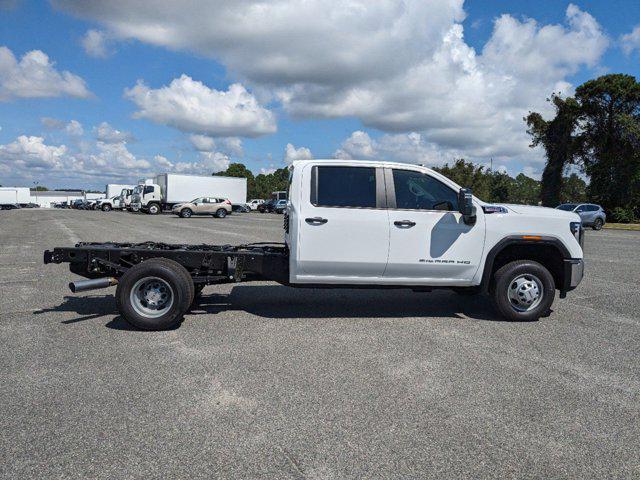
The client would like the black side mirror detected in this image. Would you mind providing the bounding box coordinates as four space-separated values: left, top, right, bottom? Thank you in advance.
458 188 476 225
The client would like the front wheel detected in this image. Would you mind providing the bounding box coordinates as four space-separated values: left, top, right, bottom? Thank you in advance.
102 204 111 212
592 218 603 230
491 260 555 322
116 258 194 330
215 208 227 218
147 203 160 215
180 208 192 218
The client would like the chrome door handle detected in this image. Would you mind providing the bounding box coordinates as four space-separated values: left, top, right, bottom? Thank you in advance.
394 220 416 228
305 217 328 225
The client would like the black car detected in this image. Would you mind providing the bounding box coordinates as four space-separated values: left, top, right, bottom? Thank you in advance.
232 204 251 213
257 199 277 213
0 203 21 210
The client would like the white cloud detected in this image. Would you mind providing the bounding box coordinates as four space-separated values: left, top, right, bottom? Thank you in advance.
81 29 113 58
284 143 313 164
189 134 216 152
621 25 640 55
174 151 230 174
51 2 608 174
65 120 84 136
0 46 91 100
124 75 276 137
0 135 67 170
41 117 65 129
94 121 134 143
334 131 447 166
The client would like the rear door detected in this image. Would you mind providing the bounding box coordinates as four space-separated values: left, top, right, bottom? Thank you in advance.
296 164 389 280
384 168 485 283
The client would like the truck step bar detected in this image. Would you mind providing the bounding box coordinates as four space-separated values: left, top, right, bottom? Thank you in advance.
44 241 290 286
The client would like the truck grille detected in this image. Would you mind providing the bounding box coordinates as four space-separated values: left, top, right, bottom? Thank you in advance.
283 213 289 233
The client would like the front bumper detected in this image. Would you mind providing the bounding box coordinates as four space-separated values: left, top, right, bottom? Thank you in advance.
562 258 584 293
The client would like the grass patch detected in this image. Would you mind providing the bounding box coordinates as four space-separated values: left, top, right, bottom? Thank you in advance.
603 223 640 231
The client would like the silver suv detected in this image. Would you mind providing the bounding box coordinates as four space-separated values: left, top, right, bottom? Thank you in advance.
556 203 606 230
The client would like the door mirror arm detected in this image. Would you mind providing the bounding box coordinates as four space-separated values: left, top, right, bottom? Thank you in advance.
457 188 476 225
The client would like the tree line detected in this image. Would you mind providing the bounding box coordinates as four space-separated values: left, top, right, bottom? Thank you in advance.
526 74 640 223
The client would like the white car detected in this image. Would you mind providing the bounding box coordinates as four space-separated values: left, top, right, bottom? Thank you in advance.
248 199 265 210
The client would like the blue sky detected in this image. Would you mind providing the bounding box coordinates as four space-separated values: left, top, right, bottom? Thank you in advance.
0 0 638 190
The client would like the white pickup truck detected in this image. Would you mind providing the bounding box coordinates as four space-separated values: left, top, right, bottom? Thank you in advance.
44 159 584 330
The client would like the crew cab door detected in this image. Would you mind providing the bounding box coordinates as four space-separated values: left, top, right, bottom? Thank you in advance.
295 165 389 281
384 168 485 284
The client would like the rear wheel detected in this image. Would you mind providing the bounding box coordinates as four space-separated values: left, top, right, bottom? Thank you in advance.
592 218 603 230
116 258 194 330
180 208 192 218
491 260 555 322
215 208 227 218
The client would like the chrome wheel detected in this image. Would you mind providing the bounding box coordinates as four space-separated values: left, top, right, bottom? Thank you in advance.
507 274 543 312
130 277 174 318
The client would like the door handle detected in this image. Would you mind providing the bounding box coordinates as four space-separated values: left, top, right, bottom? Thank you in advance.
394 220 416 228
305 217 328 225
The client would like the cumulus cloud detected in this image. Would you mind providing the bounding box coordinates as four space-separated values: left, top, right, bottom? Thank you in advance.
621 25 640 56
174 151 230 174
284 143 313 164
334 131 447 166
94 121 134 143
0 135 67 170
81 29 113 58
189 134 216 152
50 1 609 175
124 75 276 137
0 46 91 100
65 120 84 136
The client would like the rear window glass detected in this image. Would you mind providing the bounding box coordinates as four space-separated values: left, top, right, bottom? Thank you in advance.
313 166 376 208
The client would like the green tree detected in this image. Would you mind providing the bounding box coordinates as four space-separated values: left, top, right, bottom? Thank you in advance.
214 162 257 197
574 74 640 217
560 173 587 203
511 173 540 205
525 94 580 207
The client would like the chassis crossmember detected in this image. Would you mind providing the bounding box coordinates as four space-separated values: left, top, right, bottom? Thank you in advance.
44 241 290 286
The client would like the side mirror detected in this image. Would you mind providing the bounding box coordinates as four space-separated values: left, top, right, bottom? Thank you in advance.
457 188 476 225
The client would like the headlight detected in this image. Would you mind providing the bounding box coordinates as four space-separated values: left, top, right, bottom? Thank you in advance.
570 221 584 247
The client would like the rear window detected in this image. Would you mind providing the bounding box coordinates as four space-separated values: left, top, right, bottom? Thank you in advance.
312 166 376 208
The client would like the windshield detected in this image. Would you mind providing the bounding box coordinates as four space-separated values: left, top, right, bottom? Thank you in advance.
189 198 203 203
556 204 577 211
133 185 143 194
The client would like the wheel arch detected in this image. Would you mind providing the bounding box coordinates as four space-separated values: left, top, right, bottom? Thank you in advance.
480 236 570 293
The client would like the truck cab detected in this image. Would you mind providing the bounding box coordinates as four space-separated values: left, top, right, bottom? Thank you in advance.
131 183 162 214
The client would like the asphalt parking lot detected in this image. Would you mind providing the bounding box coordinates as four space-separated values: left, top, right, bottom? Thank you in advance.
1 209 639 479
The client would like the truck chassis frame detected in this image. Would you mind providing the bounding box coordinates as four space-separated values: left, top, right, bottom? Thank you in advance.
44 241 290 287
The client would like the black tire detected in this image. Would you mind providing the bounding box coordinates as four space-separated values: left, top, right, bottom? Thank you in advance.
592 218 603 230
181 208 192 218
147 203 160 215
116 258 194 330
491 260 555 322
102 204 111 212
215 208 227 218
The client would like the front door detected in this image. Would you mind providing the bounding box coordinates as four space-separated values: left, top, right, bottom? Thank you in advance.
384 168 485 283
296 164 389 281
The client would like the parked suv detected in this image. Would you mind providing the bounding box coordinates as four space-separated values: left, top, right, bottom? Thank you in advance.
556 203 606 230
274 199 288 214
172 197 232 218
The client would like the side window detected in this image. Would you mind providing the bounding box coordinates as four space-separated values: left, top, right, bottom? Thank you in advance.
392 169 458 211
143 186 154 195
575 205 586 212
587 205 599 212
312 166 377 208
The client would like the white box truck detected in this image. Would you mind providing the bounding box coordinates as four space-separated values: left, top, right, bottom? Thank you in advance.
131 173 247 214
0 187 30 207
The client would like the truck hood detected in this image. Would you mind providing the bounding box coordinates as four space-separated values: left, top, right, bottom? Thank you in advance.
499 204 580 221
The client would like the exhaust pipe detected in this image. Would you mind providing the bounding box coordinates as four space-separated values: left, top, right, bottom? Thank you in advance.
69 277 118 293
